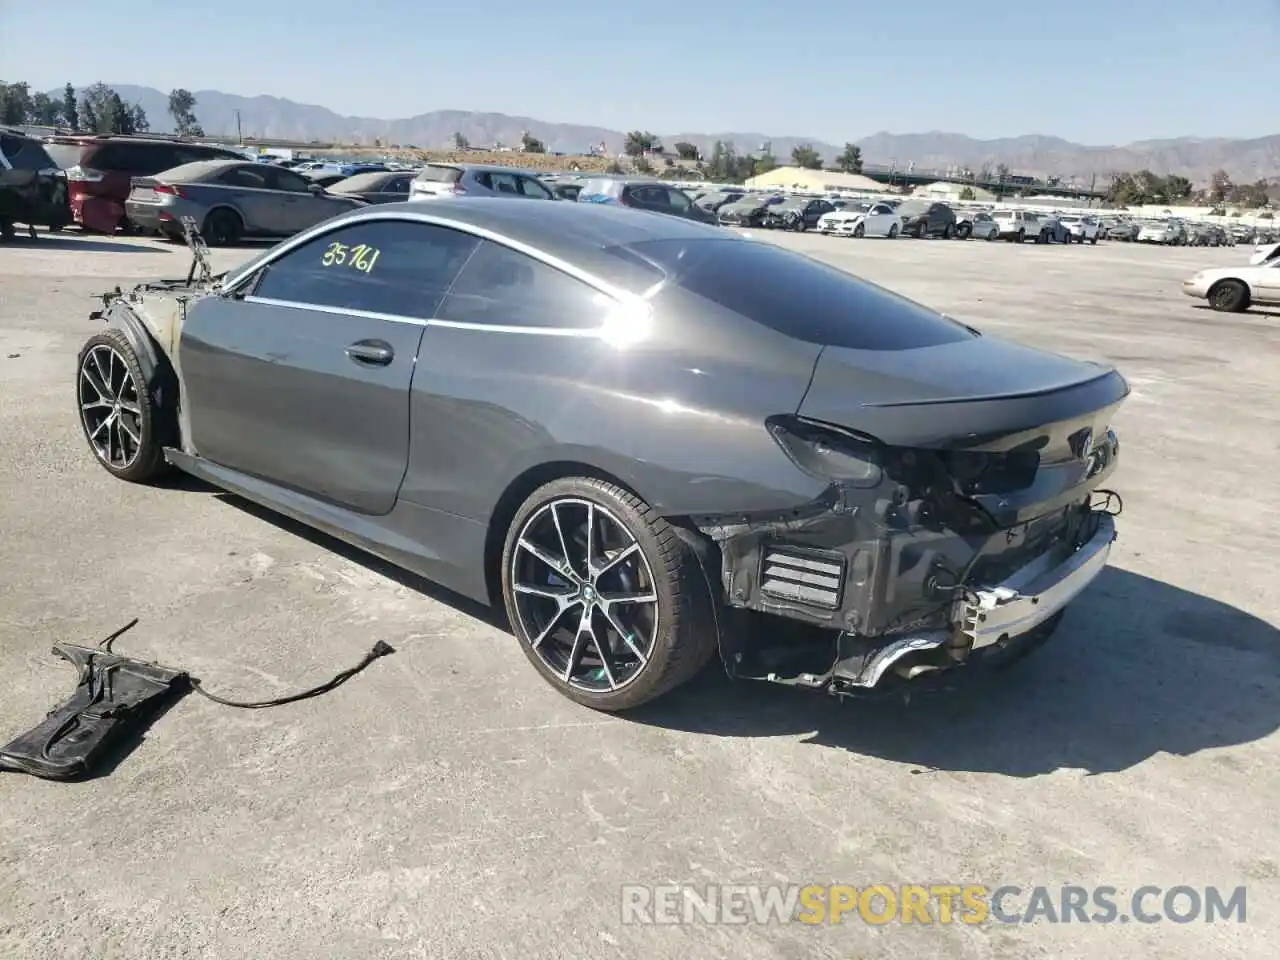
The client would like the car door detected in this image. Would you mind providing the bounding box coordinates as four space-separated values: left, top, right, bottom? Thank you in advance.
867 203 895 236
1254 261 1280 303
209 164 276 234
265 166 343 232
179 217 481 514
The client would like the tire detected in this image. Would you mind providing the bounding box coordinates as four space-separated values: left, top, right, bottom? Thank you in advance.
942 223 954 240
793 219 806 232
0 220 14 242
853 222 865 238
1016 229 1025 244
888 223 898 239
76 328 171 483
1207 279 1249 313
955 224 971 240
916 221 927 239
1035 230 1047 244
1089 236 1097 245
202 208 242 247
500 477 717 711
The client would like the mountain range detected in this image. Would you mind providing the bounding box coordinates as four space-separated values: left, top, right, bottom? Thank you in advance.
67 85 1280 184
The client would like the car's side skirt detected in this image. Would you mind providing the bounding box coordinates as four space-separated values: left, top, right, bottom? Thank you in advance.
164 448 491 605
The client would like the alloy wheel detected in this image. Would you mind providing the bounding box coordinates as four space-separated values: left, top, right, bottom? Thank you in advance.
510 497 659 693
79 344 143 470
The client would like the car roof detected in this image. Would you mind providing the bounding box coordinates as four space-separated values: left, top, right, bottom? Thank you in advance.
424 161 541 175
161 159 249 181
225 199 733 291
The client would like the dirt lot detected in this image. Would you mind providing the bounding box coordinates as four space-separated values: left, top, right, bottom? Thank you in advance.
0 230 1277 960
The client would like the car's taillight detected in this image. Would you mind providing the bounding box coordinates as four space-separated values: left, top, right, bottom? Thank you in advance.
65 165 104 182
767 416 884 487
153 183 185 199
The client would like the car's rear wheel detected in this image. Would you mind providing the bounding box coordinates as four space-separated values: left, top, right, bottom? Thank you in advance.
202 208 242 247
1208 279 1249 313
1015 229 1025 243
501 478 717 711
954 223 970 240
76 329 169 483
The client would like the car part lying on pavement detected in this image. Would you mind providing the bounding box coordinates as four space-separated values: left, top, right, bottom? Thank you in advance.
0 619 394 781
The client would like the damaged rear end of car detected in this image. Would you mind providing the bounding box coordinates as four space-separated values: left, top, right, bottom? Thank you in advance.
616 236 1129 696
699 367 1124 694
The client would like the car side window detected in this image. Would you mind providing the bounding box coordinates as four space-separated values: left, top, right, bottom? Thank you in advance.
438 240 613 330
665 189 692 213
386 176 411 193
517 176 553 199
267 168 311 193
488 172 521 195
219 166 270 189
253 220 481 319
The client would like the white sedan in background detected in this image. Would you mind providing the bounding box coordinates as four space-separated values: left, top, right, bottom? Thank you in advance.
815 201 901 238
1182 245 1280 312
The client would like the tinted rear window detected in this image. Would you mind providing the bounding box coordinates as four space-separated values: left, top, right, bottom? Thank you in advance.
416 165 462 183
606 239 976 351
43 141 86 169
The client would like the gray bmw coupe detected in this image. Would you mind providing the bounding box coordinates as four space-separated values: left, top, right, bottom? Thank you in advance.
76 200 1126 710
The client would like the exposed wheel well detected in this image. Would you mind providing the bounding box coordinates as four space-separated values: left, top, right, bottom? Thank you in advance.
482 460 646 607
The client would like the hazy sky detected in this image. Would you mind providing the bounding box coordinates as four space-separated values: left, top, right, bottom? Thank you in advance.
3 0 1277 144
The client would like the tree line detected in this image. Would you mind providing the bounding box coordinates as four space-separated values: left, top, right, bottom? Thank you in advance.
612 131 864 183
1104 169 1272 209
0 81 206 139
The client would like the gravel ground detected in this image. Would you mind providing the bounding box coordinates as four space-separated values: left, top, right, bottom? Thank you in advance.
0 228 1276 960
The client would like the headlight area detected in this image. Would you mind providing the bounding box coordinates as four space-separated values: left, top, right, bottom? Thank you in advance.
690 416 1120 694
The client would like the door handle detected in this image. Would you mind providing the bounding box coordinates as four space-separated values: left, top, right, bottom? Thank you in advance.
345 339 394 365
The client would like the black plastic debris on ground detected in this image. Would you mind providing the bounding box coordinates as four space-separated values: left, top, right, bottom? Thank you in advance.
0 620 395 782
0 626 188 781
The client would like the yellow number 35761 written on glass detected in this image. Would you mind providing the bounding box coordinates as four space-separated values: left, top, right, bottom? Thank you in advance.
321 241 380 273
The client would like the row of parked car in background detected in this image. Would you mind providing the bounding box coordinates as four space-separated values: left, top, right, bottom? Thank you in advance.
1 128 1276 252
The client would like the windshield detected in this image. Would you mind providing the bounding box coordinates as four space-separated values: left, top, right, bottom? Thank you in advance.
0 134 59 170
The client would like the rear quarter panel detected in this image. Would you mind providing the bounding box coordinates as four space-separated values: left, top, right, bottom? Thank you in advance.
400 293 829 522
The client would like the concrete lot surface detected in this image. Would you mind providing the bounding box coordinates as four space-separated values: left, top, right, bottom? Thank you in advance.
0 230 1277 959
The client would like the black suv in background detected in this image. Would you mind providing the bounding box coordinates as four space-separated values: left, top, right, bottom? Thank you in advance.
0 129 71 239
895 198 958 238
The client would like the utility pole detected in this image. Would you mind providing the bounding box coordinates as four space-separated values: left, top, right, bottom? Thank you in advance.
235 110 243 145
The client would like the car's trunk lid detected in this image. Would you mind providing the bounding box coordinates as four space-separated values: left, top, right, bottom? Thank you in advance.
797 336 1128 524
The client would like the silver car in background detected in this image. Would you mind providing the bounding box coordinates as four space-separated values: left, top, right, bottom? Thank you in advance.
125 159 364 245
408 162 558 201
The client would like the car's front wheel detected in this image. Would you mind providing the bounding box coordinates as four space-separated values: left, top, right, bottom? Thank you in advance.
501 478 717 711
76 329 170 483
1208 279 1250 313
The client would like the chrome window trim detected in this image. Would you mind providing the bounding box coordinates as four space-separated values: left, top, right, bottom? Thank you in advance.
244 296 428 327
243 295 606 338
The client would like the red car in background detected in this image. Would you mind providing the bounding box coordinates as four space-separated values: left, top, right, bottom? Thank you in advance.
42 135 245 233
